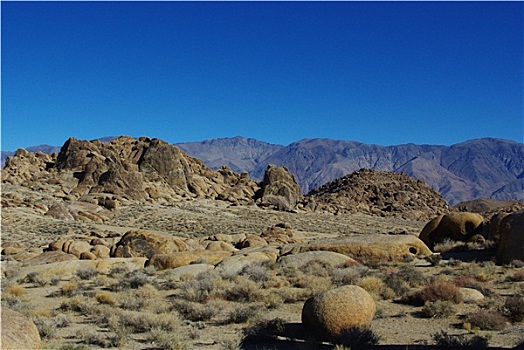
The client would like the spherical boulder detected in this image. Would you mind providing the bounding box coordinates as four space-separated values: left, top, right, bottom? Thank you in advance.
496 210 524 265
302 285 376 340
419 212 484 249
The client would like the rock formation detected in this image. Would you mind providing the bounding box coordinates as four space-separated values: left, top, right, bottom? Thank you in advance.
302 285 376 340
305 168 450 220
255 165 302 211
419 212 485 249
496 210 524 265
1 308 42 350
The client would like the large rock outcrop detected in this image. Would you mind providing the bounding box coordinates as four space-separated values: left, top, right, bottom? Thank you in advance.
302 285 376 340
282 234 433 264
496 210 524 265
1 308 42 350
255 165 302 211
305 168 450 220
419 212 485 250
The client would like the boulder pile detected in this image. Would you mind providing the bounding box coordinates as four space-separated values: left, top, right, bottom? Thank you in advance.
305 168 450 220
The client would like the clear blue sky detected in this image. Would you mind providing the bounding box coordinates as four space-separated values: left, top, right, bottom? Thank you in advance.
2 1 523 151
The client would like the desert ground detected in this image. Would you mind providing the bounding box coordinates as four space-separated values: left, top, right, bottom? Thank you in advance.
1 198 523 350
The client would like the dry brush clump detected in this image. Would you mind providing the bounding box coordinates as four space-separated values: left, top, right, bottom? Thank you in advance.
465 309 509 331
420 279 463 304
420 300 456 319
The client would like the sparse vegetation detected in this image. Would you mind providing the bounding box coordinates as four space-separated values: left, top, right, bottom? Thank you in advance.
420 300 456 318
433 330 489 347
465 309 508 331
420 279 463 304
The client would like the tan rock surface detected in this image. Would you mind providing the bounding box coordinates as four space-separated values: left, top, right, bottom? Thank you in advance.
302 285 376 340
1 308 42 350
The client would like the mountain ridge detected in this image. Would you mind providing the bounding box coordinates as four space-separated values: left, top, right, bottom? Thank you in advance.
3 136 523 205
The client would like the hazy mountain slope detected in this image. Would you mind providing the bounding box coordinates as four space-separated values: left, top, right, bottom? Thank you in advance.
176 136 283 174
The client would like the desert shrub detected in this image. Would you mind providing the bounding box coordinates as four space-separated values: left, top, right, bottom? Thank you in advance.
223 305 259 324
465 309 508 331
239 262 273 283
120 310 181 333
461 261 497 282
508 269 524 282
289 273 333 295
504 296 524 322
4 284 27 297
453 276 493 297
108 265 130 278
59 344 89 350
78 329 124 348
275 287 311 303
33 317 57 339
59 281 79 297
135 283 159 298
434 239 461 253
420 280 463 304
52 313 72 328
300 259 332 277
433 330 489 348
59 296 96 315
171 300 216 322
95 291 116 306
147 328 187 350
330 266 368 286
21 272 49 287
76 267 99 280
420 300 456 318
333 327 380 348
383 265 427 298
120 269 156 290
225 276 264 302
357 276 384 296
178 271 223 302
118 291 145 310
244 317 287 337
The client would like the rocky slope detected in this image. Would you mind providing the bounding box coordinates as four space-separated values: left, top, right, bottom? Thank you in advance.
305 168 450 220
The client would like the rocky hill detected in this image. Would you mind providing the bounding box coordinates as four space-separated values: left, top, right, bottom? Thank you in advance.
305 168 450 220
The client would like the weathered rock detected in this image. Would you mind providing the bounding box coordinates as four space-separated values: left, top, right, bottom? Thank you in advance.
203 241 237 252
255 165 302 211
25 251 78 265
112 230 189 259
261 223 298 245
79 251 97 260
45 202 74 221
419 212 485 249
460 287 485 303
278 251 360 269
91 244 111 259
66 240 92 258
216 250 277 277
306 168 450 219
496 210 524 265
302 285 376 340
1 308 42 350
148 251 232 270
282 234 432 263
240 235 268 248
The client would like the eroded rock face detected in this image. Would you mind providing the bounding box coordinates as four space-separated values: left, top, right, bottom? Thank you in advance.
1 308 42 350
282 234 432 264
496 210 524 265
302 285 376 340
2 136 262 209
256 165 302 211
419 212 484 249
112 230 190 259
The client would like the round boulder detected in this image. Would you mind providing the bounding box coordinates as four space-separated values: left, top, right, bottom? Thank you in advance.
302 285 376 340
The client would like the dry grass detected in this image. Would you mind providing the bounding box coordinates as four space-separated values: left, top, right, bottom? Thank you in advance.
4 284 27 297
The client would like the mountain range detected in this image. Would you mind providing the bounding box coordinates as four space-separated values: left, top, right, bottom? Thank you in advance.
3 136 523 205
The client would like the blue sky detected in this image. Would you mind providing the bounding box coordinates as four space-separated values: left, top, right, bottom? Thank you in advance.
2 1 523 151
